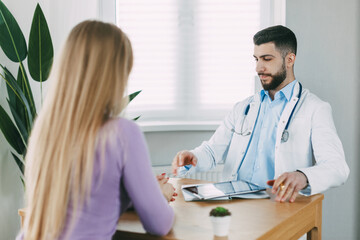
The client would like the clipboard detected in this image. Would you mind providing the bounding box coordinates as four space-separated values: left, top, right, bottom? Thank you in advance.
181 180 269 201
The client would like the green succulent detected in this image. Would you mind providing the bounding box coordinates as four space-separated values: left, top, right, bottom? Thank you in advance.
209 206 231 217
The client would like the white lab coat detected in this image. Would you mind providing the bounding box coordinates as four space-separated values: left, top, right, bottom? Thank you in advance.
181 82 349 195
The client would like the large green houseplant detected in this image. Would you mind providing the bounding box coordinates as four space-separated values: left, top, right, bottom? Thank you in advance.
0 1 141 185
0 1 53 184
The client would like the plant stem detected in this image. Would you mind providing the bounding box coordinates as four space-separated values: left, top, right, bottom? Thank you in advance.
19 62 35 114
41 81 43 104
38 16 43 105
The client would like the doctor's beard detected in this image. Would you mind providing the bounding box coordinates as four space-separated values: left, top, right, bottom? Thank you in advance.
259 61 287 91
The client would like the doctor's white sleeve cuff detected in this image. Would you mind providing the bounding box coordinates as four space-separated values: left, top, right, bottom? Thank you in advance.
299 185 312 196
177 164 197 177
296 169 312 196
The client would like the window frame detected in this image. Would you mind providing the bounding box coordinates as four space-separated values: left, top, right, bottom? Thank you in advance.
98 0 286 132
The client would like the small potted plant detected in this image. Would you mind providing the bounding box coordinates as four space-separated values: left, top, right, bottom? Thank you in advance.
209 206 232 237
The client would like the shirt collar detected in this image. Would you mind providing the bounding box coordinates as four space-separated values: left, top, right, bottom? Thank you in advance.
260 80 298 102
281 80 297 101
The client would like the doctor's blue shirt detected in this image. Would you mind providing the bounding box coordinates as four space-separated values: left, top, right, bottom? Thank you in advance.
237 80 297 188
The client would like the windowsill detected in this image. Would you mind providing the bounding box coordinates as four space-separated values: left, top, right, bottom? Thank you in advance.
138 121 221 132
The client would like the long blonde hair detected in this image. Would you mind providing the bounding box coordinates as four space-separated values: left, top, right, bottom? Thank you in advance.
23 20 133 240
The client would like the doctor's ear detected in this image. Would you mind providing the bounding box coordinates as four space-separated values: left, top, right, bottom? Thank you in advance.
286 53 296 68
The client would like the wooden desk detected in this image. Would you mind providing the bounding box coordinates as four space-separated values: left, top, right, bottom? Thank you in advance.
114 178 323 240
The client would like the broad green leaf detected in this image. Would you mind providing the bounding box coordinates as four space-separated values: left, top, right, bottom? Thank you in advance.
16 66 29 129
0 105 25 155
11 152 24 176
20 176 24 187
127 91 141 120
28 4 53 82
5 67 28 131
132 116 141 121
0 64 33 127
5 67 16 103
18 63 36 118
129 90 141 102
7 99 28 144
0 0 27 62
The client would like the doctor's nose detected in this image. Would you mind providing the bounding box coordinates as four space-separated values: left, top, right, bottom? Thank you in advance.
256 62 265 73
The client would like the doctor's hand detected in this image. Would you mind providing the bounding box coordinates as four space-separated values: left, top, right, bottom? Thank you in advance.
267 171 308 203
171 150 198 176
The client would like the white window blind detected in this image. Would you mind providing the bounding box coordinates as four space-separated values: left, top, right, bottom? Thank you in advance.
114 0 283 123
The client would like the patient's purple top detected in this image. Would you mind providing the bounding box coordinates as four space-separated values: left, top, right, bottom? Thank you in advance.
17 118 174 239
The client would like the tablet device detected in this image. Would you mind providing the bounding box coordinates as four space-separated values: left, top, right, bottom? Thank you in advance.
182 179 266 200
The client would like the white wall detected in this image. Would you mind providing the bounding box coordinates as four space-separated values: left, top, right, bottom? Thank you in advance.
286 1 359 239
145 131 214 166
0 0 98 239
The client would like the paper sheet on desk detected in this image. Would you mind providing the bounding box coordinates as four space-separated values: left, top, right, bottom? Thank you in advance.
181 184 229 201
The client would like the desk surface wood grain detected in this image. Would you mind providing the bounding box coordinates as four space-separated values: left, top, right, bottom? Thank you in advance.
115 178 323 240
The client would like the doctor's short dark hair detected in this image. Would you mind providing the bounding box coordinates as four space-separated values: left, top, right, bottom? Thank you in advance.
253 25 297 58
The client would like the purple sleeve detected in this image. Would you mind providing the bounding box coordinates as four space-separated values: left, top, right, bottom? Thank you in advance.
120 121 174 236
16 231 23 240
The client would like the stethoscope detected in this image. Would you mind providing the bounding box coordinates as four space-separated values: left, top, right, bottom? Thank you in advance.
232 82 303 143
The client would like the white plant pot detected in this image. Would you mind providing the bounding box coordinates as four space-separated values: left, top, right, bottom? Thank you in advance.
210 215 231 237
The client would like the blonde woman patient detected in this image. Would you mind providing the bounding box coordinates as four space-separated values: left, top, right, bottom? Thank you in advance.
17 20 176 240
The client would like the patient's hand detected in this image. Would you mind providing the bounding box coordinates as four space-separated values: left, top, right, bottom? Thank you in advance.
157 173 177 202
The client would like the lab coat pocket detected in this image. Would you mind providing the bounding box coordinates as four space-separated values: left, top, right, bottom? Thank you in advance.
282 116 312 155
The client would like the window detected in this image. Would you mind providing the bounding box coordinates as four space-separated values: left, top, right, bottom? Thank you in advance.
100 0 285 127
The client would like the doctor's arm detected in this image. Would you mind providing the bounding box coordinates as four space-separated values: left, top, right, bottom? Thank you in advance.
297 102 349 194
270 102 349 202
172 101 245 176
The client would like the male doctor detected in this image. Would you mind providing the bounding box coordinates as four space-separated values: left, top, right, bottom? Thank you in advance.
171 25 349 202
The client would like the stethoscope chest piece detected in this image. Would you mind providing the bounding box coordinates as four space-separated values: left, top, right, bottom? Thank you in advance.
281 130 289 142
280 82 303 143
